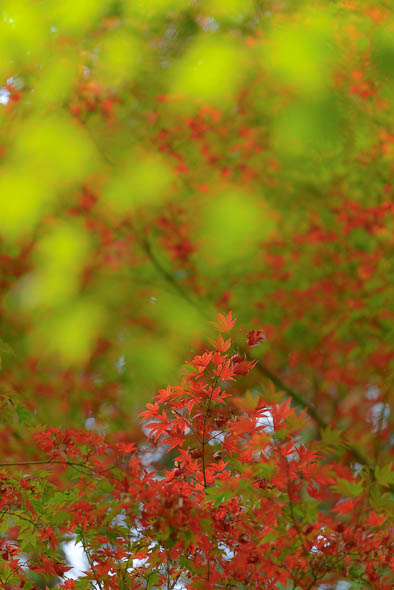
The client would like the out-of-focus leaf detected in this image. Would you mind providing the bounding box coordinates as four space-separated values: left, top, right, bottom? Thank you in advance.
30 299 105 365
151 292 205 342
371 20 394 78
147 573 160 589
274 96 342 156
171 35 246 105
23 223 91 309
333 478 364 498
0 0 46 75
375 463 394 488
126 0 190 20
0 172 48 240
11 115 99 192
52 0 111 35
103 152 174 215
204 0 254 22
262 11 337 97
198 190 275 267
34 52 79 106
97 31 141 88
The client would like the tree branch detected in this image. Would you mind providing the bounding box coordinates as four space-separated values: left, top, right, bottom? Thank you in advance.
140 234 384 480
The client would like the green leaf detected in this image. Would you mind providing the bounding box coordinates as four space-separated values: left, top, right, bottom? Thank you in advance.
258 530 278 546
0 513 10 535
333 478 364 498
204 484 233 506
256 461 275 481
179 554 194 569
147 572 160 589
16 403 34 425
321 425 344 447
375 462 394 488
0 338 15 367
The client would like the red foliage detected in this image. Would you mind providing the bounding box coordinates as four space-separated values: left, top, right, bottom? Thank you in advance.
0 315 392 589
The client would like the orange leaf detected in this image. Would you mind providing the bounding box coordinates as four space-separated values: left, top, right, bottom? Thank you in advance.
211 311 237 332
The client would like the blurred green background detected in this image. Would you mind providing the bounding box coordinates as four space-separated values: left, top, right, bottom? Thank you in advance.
0 0 392 448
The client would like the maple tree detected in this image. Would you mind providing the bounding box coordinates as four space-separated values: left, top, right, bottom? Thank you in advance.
0 0 393 588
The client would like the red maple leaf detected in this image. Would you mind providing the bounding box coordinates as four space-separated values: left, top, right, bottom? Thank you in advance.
333 498 355 514
211 311 237 332
247 329 265 346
